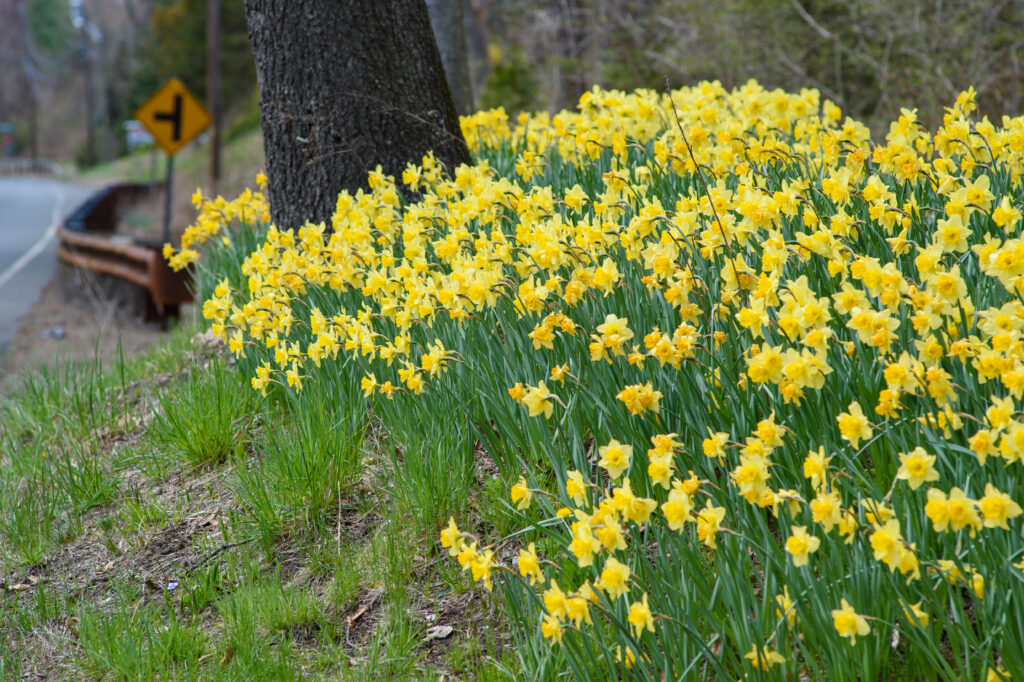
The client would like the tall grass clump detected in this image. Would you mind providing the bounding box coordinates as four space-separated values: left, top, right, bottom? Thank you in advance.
233 392 365 545
358 376 479 535
147 360 254 467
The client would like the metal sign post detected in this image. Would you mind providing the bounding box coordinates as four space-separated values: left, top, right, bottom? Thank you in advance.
163 155 174 245
134 78 210 245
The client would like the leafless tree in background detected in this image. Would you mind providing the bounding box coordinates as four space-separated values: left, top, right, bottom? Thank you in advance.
425 0 474 115
479 0 1024 131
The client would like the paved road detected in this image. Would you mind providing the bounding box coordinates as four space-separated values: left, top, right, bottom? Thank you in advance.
0 177 95 353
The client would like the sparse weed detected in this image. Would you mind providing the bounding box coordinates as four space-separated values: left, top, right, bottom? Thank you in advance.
118 491 168 531
0 651 20 682
214 576 328 678
1 355 109 442
181 560 225 617
356 608 426 681
371 517 415 609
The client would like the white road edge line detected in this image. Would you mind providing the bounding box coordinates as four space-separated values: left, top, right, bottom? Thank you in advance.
0 185 67 290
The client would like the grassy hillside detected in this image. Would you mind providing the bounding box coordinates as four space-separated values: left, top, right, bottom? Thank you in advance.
0 327 507 680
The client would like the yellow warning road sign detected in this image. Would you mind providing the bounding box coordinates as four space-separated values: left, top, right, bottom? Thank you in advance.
134 78 210 156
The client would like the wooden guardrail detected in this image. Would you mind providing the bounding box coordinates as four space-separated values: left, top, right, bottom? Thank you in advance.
56 183 192 327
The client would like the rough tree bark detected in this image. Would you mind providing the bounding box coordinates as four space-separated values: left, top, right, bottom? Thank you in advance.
243 0 472 230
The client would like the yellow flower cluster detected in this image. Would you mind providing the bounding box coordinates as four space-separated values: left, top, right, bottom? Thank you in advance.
165 173 270 271
182 80 1024 676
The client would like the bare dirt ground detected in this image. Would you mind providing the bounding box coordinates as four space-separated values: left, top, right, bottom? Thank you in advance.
0 265 195 385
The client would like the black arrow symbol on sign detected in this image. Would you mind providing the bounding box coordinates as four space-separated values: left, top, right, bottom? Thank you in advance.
154 94 183 140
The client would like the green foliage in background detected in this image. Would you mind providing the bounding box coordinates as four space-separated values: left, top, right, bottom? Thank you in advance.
479 50 537 115
147 0 255 111
26 0 74 60
103 0 258 161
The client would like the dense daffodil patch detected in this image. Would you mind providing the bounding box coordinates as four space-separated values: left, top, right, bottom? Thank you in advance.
171 81 1024 680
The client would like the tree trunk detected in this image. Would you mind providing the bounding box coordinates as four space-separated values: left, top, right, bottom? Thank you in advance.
243 0 472 230
424 0 473 115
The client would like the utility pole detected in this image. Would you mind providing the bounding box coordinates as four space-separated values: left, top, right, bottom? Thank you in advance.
207 0 221 196
71 0 96 166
